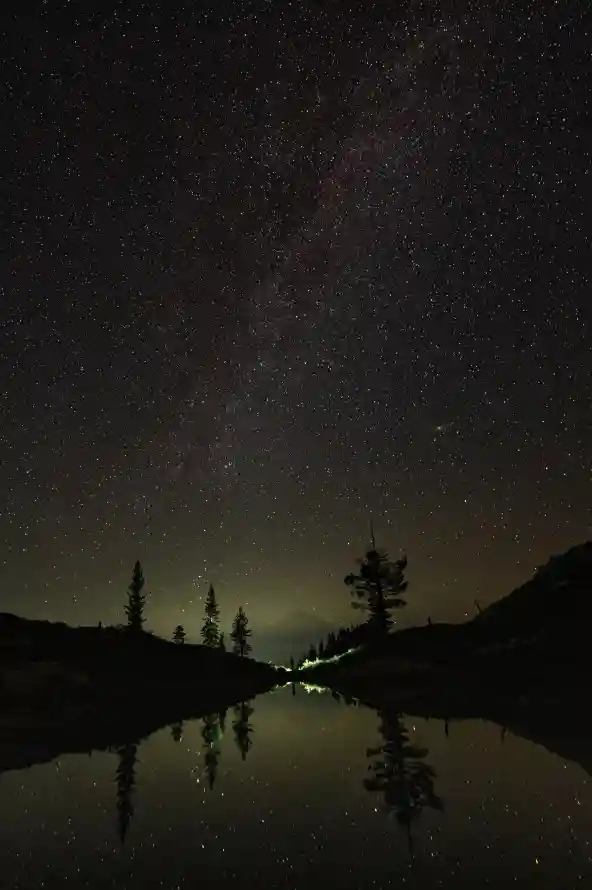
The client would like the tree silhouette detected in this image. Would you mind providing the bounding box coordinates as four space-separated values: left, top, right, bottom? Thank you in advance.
218 632 226 652
230 606 252 657
364 710 443 853
201 712 222 790
201 584 220 647
125 561 146 632
172 624 186 644
345 529 408 638
232 701 254 761
115 742 138 844
171 721 184 742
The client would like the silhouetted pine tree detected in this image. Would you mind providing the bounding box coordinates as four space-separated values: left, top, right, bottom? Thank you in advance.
230 606 252 657
345 528 407 638
125 561 146 633
218 632 226 652
232 701 254 761
364 711 443 853
201 584 220 647
306 644 317 662
173 624 186 644
115 742 138 844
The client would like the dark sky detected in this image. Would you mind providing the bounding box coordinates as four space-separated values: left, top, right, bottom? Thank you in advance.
1 2 590 655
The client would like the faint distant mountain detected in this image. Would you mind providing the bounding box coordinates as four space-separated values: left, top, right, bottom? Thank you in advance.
253 611 340 664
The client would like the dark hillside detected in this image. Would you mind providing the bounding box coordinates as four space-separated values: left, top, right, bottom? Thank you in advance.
469 541 592 644
298 542 592 690
0 613 283 714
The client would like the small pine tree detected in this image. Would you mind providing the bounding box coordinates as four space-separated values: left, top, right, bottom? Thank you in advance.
345 532 408 638
218 632 226 652
307 644 317 662
230 606 252 657
201 584 220 647
173 624 186 644
125 561 146 633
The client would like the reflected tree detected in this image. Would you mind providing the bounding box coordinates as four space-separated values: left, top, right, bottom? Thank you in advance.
171 720 184 743
218 706 228 735
201 712 223 790
115 742 139 844
364 710 443 853
232 701 255 761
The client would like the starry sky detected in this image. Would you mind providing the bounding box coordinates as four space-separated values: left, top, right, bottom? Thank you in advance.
1 2 590 657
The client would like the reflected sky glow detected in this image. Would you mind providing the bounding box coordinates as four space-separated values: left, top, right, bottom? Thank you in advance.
0 686 591 887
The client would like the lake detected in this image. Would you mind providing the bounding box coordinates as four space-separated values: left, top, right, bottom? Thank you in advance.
1 683 591 888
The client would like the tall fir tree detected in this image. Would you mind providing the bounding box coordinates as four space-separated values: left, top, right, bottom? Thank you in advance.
344 525 408 638
230 606 252 657
201 584 220 647
125 561 146 632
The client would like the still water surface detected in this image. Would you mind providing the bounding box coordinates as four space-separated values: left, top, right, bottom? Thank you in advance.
1 685 591 888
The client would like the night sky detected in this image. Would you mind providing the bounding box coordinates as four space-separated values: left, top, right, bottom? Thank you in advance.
1 3 590 657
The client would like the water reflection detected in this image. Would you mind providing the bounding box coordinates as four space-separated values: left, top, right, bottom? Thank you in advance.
170 720 184 743
1 685 592 887
363 709 443 853
201 711 223 790
232 700 255 761
102 702 258 844
114 742 138 844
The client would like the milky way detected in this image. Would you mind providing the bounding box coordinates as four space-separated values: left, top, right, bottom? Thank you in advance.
1 3 589 652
